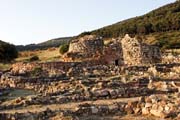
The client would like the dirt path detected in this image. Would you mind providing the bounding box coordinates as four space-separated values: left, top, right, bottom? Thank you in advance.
0 97 140 114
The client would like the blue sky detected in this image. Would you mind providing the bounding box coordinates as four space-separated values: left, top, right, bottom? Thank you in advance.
0 0 176 45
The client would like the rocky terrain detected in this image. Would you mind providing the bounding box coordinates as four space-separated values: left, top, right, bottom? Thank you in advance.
0 35 180 120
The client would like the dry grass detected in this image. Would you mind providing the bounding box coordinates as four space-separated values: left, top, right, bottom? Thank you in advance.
16 47 61 62
0 63 11 71
0 47 61 71
145 31 180 48
165 49 180 55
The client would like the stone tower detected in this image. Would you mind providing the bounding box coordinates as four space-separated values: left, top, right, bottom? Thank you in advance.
63 35 104 62
121 34 161 65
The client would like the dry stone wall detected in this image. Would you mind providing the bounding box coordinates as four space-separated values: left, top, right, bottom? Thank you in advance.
68 35 103 53
103 40 124 65
121 34 161 65
9 35 163 78
64 35 104 61
63 34 162 65
10 60 106 77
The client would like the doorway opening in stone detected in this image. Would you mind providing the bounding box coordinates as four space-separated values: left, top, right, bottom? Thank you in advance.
115 59 119 66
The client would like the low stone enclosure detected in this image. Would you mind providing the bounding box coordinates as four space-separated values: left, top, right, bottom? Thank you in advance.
2 61 180 94
1 62 180 119
63 34 162 65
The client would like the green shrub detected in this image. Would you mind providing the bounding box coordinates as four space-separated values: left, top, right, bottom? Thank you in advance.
29 55 39 62
59 44 69 54
156 39 168 48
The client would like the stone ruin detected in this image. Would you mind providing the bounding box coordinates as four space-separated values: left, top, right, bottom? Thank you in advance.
2 62 180 119
8 34 162 78
121 34 162 65
63 35 104 62
63 34 161 65
102 39 124 65
1 48 180 119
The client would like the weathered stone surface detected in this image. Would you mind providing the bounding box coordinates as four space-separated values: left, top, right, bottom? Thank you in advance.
91 106 99 114
150 109 167 118
63 34 162 65
64 35 104 62
121 34 161 65
103 39 124 65
11 62 38 75
142 107 150 115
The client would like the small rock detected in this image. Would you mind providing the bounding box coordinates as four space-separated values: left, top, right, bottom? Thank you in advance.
145 103 152 108
157 105 164 112
152 104 158 110
91 106 98 114
150 109 167 118
164 105 170 111
125 104 133 114
142 107 150 115
134 107 141 114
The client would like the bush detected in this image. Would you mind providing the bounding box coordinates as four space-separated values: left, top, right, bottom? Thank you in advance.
59 44 69 54
29 55 39 62
0 40 18 62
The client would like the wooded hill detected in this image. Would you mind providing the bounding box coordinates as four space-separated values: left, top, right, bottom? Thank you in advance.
0 40 18 62
16 37 72 51
79 1 180 49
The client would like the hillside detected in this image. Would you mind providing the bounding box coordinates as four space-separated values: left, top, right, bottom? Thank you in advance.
79 1 180 49
16 37 72 51
16 48 61 62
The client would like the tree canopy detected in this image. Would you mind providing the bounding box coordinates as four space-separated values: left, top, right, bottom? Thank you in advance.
0 40 18 62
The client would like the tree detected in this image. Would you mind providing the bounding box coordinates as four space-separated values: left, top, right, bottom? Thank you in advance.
0 40 18 62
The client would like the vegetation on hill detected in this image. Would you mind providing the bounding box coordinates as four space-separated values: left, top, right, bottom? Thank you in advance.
59 44 69 54
145 31 180 49
16 37 72 51
79 1 180 49
0 40 18 62
29 55 39 62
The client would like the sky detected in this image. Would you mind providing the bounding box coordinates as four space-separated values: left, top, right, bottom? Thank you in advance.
0 0 176 45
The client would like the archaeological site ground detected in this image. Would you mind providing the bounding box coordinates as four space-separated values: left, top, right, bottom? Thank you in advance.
0 1 180 120
0 34 180 120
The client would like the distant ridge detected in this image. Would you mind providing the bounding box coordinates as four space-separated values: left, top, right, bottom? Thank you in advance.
16 37 72 51
17 1 180 51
